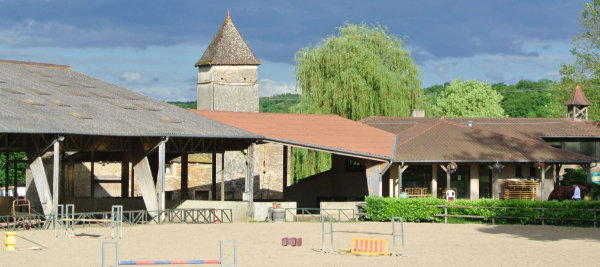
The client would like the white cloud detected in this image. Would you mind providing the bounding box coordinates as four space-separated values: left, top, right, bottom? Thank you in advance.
259 79 296 97
120 72 142 83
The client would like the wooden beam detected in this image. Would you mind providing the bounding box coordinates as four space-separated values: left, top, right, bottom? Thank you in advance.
212 152 217 200
181 154 188 200
68 161 74 198
221 152 225 201
282 146 288 199
364 162 381 196
121 151 129 198
158 139 166 211
4 152 8 196
52 141 60 215
90 149 95 198
133 157 159 216
30 157 53 216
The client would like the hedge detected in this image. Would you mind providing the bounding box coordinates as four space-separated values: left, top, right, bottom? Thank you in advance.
364 196 600 226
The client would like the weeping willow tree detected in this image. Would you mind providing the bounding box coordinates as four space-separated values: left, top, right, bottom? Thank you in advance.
291 22 422 181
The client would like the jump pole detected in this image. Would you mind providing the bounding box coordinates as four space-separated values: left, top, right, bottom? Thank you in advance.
320 215 406 256
102 240 237 267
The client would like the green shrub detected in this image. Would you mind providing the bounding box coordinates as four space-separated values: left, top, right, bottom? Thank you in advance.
364 196 600 226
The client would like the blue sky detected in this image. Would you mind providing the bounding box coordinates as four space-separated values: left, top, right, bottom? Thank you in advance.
0 0 588 101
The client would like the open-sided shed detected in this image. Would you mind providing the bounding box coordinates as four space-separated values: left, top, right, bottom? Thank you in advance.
0 59 260 215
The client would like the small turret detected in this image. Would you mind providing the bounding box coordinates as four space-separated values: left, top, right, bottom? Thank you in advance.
564 85 591 120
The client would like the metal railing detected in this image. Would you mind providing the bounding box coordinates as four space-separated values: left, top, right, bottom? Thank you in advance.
432 205 600 227
285 208 356 222
0 208 233 231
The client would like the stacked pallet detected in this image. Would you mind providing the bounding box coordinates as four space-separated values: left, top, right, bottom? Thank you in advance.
501 180 538 200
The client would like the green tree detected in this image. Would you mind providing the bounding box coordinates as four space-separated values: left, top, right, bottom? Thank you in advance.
431 79 505 118
554 0 600 121
292 22 422 180
0 152 26 188
493 79 556 118
259 93 300 113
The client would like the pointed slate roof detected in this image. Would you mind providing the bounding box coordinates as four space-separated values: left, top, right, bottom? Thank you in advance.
564 85 592 106
195 13 261 67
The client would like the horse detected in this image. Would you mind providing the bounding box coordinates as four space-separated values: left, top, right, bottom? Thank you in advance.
548 184 590 201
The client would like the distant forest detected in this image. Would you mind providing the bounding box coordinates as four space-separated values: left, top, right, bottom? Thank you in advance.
169 93 300 113
170 80 559 118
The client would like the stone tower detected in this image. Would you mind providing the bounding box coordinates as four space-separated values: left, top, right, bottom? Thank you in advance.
195 12 261 112
564 85 592 120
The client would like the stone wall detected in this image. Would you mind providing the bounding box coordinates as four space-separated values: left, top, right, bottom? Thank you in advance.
26 144 290 204
196 65 259 112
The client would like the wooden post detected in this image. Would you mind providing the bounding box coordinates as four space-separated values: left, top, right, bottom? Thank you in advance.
52 141 60 215
399 164 408 194
431 165 438 198
541 165 552 201
68 161 75 198
282 146 288 199
130 167 135 197
494 172 499 200
439 164 450 189
121 152 129 198
12 155 16 198
90 150 95 198
243 145 254 202
157 138 166 211
61 151 66 200
180 154 188 200
211 152 217 200
4 152 8 196
221 153 225 201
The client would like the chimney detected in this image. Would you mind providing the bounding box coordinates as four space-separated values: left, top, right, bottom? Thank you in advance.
410 109 425 118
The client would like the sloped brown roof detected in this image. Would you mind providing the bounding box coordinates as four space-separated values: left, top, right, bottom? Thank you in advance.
362 117 595 163
195 14 261 66
564 85 592 106
193 111 396 160
362 116 600 143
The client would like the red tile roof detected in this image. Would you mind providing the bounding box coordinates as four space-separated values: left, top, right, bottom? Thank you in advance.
362 117 596 163
193 111 396 160
564 85 592 106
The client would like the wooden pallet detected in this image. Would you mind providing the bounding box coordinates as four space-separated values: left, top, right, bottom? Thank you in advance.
501 180 538 200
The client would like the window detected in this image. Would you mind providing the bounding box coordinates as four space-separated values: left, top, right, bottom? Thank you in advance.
165 164 172 175
546 141 561 149
345 159 365 172
563 141 597 159
515 165 522 177
529 165 536 178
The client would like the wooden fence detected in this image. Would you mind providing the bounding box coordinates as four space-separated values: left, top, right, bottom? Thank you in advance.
432 205 599 228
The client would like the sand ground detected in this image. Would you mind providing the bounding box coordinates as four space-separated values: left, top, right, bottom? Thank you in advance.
1 221 599 266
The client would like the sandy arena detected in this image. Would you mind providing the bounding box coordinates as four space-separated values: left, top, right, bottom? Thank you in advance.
1 222 599 266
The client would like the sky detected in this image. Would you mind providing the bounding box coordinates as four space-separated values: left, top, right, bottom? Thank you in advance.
0 0 589 101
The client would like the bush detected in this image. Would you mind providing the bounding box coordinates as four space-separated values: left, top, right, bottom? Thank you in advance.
364 196 600 226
